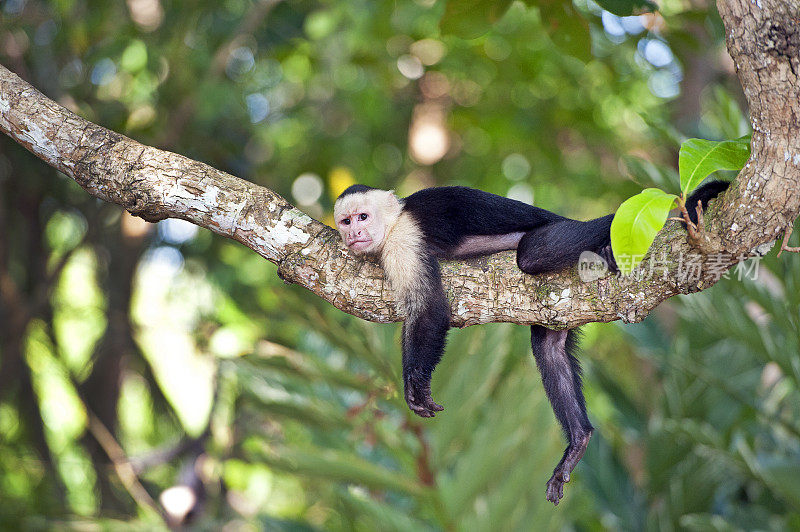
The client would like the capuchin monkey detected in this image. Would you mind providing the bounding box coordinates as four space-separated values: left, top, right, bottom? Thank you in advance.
333 181 728 505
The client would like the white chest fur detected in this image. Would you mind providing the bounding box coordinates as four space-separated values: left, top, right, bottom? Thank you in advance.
380 211 427 314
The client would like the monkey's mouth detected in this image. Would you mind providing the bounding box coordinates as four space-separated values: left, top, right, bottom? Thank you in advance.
347 239 373 251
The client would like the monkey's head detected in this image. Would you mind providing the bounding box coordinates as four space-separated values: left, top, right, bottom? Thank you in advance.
334 185 402 255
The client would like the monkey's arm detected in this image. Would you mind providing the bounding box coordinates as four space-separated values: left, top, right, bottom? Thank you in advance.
400 253 450 417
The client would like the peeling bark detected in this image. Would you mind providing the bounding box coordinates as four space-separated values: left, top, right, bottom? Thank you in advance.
0 0 798 329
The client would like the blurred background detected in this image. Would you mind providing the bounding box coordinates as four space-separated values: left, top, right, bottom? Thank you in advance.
1 0 799 529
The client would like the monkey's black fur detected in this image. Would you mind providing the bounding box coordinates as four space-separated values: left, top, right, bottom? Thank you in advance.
401 252 450 417
339 184 377 197
337 182 728 505
517 215 616 274
683 180 730 227
395 186 620 503
403 186 562 251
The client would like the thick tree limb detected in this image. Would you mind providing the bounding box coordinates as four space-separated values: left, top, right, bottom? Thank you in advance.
0 0 798 329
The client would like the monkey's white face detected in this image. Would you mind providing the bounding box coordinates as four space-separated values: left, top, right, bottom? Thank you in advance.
335 204 382 253
334 189 402 255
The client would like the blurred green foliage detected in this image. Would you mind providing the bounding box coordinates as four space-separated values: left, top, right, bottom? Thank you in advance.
1 0 798 530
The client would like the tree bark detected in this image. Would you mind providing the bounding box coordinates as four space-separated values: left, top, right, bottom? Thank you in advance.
0 0 798 330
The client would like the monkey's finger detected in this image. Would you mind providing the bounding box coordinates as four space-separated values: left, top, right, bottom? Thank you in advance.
412 406 435 418
546 475 566 505
427 400 444 411
548 485 562 505
406 396 435 417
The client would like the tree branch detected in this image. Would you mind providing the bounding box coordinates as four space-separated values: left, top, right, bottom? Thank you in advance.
0 0 798 329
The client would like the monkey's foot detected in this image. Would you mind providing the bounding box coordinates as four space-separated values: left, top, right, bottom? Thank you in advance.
404 376 444 418
545 430 592 506
778 225 800 258
597 244 618 274
545 470 570 505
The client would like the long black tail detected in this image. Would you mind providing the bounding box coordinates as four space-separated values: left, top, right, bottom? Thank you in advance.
530 325 593 505
683 180 730 227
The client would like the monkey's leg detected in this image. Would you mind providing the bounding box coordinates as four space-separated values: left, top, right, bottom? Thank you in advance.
516 215 614 275
530 325 593 505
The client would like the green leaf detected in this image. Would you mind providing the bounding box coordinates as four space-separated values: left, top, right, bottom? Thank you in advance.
594 0 657 16
439 0 514 39
679 138 750 195
339 490 431 532
538 0 592 63
759 459 800 509
253 446 428 497
610 188 678 274
679 513 739 532
120 40 148 72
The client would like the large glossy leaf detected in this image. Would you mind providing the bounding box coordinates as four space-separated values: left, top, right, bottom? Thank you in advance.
679 138 750 195
610 188 678 273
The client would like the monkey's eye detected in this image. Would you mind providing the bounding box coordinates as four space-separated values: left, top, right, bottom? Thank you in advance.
342 218 350 225
358 213 368 221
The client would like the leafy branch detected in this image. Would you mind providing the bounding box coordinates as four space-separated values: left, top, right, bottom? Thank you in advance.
611 137 751 273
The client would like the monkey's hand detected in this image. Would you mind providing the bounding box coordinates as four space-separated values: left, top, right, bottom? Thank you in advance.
598 243 619 274
404 372 444 418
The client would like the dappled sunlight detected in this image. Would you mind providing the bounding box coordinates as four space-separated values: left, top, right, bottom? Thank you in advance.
137 329 214 436
133 248 216 435
409 103 450 165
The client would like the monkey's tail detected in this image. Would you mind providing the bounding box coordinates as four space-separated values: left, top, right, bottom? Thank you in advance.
683 180 730 227
530 325 593 504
